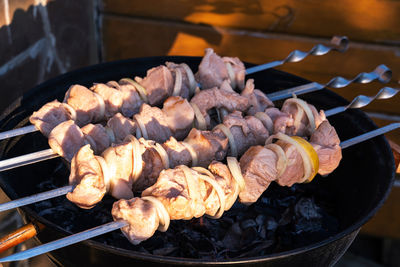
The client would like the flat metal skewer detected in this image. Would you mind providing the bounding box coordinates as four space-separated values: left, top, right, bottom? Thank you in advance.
1 122 398 263
268 64 392 101
0 36 349 142
0 90 396 212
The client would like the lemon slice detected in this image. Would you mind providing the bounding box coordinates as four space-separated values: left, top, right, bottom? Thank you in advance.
291 136 319 183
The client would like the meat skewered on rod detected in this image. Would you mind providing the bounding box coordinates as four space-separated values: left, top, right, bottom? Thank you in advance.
0 123 397 263
0 36 349 141
0 90 396 212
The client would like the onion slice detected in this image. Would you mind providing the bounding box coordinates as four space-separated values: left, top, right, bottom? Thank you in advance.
95 156 112 193
283 98 316 134
226 157 245 192
127 135 144 182
172 68 182 96
267 132 314 183
139 139 170 170
93 92 106 121
120 78 148 103
63 103 77 122
265 144 288 178
134 115 149 139
190 103 207 130
225 62 236 89
214 124 237 157
105 126 116 144
141 196 170 232
180 63 196 96
181 141 198 167
254 112 274 134
191 166 226 219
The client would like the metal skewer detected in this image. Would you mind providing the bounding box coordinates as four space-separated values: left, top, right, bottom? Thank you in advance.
0 36 349 142
268 64 391 101
0 90 396 211
245 36 348 75
1 122 398 263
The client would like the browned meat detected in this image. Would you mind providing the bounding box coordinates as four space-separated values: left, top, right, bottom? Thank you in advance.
190 86 249 126
102 141 135 200
219 111 269 156
133 139 165 192
64 85 105 125
184 129 228 167
239 146 278 204
67 145 107 209
29 100 75 137
91 83 123 119
195 48 229 89
162 96 194 140
118 80 144 117
208 161 237 211
112 198 159 245
274 141 304 187
137 65 174 106
264 107 294 134
107 113 137 143
162 137 192 167
241 79 274 115
223 56 246 90
142 167 207 220
48 120 85 162
165 62 191 99
310 120 342 175
135 104 172 143
81 124 111 155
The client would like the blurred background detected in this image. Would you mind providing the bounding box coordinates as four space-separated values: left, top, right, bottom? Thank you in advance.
0 0 399 266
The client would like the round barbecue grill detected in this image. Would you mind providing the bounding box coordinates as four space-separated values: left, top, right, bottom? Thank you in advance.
0 56 395 266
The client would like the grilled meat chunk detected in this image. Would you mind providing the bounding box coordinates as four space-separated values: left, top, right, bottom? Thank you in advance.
29 100 76 137
81 124 111 155
162 137 193 167
90 83 123 119
118 80 144 117
241 79 274 115
135 104 172 143
162 96 195 140
107 113 137 143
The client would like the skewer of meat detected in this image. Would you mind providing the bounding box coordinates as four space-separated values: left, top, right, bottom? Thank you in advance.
0 37 349 142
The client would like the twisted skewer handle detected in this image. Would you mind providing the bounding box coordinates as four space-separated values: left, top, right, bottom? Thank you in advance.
268 65 392 101
325 86 399 117
246 36 349 75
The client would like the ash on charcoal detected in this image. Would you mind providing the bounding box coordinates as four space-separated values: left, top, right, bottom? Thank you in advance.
31 169 340 260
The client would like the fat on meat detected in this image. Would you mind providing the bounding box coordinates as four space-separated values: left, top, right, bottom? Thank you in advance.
64 85 104 125
48 120 85 162
137 65 174 106
310 120 342 175
241 79 274 115
190 83 249 126
29 100 75 137
239 146 278 204
184 129 228 167
112 198 159 245
220 111 269 156
118 80 144 117
135 104 172 143
81 124 111 154
67 145 107 209
107 113 137 143
90 83 123 119
165 62 190 99
162 96 195 140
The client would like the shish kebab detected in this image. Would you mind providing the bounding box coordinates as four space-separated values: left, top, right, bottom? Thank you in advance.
1 86 398 212
0 36 349 141
0 123 398 263
0 64 392 173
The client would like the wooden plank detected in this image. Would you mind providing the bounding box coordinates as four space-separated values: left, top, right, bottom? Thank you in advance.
101 0 400 44
102 15 400 114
